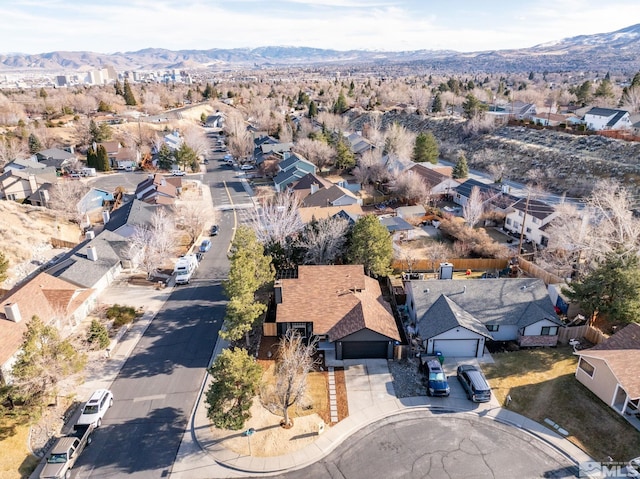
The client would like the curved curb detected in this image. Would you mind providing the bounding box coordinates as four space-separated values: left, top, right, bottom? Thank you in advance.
201 402 587 476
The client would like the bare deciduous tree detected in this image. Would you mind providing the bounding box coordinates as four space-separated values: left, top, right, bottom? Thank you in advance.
182 125 209 160
462 186 485 227
292 138 334 170
127 225 163 279
545 180 640 277
0 137 28 168
391 170 429 204
48 179 91 229
298 216 349 265
249 191 304 247
383 122 415 161
177 201 208 245
353 149 386 185
263 330 319 428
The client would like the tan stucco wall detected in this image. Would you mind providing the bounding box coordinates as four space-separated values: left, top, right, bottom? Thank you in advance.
575 355 620 408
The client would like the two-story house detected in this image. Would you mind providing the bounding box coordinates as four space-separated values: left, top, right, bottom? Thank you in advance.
504 198 557 247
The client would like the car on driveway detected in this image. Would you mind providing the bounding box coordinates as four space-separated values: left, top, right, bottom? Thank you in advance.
171 169 185 176
421 357 450 397
240 164 255 170
199 239 212 252
210 225 219 236
457 364 491 403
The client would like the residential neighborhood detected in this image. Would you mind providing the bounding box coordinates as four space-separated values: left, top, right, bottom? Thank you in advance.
2 16 640 479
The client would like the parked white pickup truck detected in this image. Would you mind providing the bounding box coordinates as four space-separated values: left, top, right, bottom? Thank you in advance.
39 424 94 479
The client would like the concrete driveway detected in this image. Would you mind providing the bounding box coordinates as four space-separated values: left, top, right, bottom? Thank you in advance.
343 359 397 413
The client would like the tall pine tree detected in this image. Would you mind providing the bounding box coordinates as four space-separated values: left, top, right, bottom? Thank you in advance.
413 132 439 164
96 144 110 171
452 154 469 179
123 79 137 106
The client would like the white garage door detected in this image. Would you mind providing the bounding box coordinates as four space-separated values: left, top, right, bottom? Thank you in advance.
433 339 479 358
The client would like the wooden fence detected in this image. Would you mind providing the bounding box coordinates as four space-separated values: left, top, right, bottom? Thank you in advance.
263 322 277 337
50 237 79 249
517 258 564 285
557 324 608 345
392 258 508 273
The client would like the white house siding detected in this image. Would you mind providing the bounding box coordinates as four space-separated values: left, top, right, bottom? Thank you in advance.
432 179 460 196
575 355 619 409
424 327 486 358
487 324 518 341
504 210 557 246
332 195 359 207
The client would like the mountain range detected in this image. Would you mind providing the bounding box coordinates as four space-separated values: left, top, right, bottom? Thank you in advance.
2 24 640 74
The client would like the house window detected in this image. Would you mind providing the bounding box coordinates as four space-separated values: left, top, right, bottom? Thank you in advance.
506 218 512 225
486 325 499 332
518 211 523 217
541 236 549 247
526 227 532 233
532 217 539 224
540 326 558 336
578 357 595 377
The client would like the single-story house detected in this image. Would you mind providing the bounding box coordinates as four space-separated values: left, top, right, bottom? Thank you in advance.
575 323 640 417
103 198 161 238
405 277 564 357
34 147 77 171
344 132 375 156
302 184 361 207
289 173 333 201
96 141 139 170
45 230 126 291
272 265 401 360
77 188 115 215
3 157 46 172
297 204 363 224
408 164 460 198
380 216 416 240
0 272 95 382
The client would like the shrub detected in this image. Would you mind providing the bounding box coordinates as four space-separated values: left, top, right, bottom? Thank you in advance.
87 319 110 349
106 304 137 329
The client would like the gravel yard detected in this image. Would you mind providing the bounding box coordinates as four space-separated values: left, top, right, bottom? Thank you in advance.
388 358 427 398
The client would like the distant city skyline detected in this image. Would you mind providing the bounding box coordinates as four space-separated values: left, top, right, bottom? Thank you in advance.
1 0 639 55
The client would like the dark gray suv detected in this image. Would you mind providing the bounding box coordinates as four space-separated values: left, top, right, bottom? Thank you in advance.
457 364 491 403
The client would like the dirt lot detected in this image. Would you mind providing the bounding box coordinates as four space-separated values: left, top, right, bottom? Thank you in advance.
0 201 80 290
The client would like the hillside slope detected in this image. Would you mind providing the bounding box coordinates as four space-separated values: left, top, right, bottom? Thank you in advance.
0 201 79 290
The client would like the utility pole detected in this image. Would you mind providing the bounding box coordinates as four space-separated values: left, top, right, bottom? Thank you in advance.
518 192 531 258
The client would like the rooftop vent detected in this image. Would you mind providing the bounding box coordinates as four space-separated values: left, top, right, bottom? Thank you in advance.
4 302 22 323
87 245 98 262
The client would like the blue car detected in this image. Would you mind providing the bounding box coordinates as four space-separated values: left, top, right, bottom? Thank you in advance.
199 239 212 252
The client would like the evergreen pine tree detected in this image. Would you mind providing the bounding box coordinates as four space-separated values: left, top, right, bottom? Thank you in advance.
123 79 137 106
96 144 110 171
432 93 443 113
86 146 97 169
157 144 174 171
28 133 42 154
452 154 469 179
332 90 348 114
114 80 123 96
413 132 439 164
308 101 318 118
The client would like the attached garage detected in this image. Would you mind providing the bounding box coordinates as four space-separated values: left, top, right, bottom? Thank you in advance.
336 329 395 360
432 339 481 358
341 341 390 359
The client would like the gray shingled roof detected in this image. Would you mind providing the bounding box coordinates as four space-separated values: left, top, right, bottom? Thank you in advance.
412 278 562 335
419 294 493 339
104 199 159 235
45 230 123 288
454 178 500 199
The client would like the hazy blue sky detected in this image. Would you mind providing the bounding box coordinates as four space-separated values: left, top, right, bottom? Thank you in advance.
2 0 639 54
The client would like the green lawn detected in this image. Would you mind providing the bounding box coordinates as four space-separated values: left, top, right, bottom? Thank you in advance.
483 346 640 461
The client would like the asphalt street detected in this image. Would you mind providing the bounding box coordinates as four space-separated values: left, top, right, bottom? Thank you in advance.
72 128 256 478
275 412 577 479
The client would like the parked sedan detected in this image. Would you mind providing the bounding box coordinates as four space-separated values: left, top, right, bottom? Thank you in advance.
199 239 212 252
210 225 219 236
240 164 255 170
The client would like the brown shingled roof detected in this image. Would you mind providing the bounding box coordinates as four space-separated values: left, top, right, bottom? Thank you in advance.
0 272 94 366
580 323 640 399
275 265 400 342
